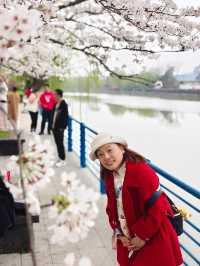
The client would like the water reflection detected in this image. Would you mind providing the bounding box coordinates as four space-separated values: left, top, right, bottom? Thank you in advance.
68 95 101 111
106 103 156 117
159 111 180 125
106 103 129 115
68 95 100 104
107 103 181 125
66 94 200 185
68 95 183 125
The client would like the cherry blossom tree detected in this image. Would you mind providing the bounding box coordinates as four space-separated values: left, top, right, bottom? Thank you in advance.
0 1 199 265
1 0 200 85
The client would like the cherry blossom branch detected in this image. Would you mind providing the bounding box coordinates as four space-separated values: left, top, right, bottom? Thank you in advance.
58 0 88 9
73 47 154 84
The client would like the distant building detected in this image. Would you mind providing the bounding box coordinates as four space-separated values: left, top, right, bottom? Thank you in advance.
153 80 163 90
179 81 200 90
176 72 200 90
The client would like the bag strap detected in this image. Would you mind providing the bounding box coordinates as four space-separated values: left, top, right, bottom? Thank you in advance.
145 189 162 210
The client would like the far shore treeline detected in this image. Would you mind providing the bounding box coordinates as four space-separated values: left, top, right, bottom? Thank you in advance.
2 65 200 102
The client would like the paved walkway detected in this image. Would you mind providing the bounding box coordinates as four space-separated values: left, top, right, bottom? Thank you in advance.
0 108 117 266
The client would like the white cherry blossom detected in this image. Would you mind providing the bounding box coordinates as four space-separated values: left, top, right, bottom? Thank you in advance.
64 253 92 266
64 253 75 266
48 172 99 245
0 1 200 81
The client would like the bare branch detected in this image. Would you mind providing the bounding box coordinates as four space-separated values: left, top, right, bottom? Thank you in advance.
0 62 19 73
49 37 153 84
58 0 88 9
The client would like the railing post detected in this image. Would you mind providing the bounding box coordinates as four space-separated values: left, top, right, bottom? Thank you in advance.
67 116 73 152
100 179 106 194
80 122 86 167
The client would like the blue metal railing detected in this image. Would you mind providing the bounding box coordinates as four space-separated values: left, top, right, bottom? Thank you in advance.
66 116 200 266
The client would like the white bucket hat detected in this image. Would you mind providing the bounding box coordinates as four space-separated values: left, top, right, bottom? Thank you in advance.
89 132 128 161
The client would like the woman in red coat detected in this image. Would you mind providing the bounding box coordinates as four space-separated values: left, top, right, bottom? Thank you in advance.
90 133 183 266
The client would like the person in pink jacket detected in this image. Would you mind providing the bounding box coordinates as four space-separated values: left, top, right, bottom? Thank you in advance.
90 133 183 266
39 87 56 135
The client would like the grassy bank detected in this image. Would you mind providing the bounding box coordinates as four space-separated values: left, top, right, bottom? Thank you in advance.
0 131 16 139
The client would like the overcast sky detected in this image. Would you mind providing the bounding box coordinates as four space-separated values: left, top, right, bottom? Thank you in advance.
73 1 200 76
110 1 200 75
150 0 200 74
176 0 199 8
130 1 200 74
146 50 200 74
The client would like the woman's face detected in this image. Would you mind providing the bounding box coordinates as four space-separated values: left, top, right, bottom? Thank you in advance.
96 143 125 171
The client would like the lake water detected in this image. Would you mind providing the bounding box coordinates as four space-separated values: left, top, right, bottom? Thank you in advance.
65 93 200 189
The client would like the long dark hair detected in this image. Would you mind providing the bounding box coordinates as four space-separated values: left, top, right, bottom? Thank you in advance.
100 147 145 180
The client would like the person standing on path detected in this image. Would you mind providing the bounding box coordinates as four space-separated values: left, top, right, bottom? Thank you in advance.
89 133 183 266
22 87 32 113
0 76 9 129
7 86 20 128
52 89 68 167
39 87 56 135
27 89 39 132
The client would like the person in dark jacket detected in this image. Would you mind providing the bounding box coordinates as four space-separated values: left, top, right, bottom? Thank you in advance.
52 89 68 167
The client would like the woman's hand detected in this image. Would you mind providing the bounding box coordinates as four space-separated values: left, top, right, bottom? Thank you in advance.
128 235 146 251
117 235 131 247
112 234 117 249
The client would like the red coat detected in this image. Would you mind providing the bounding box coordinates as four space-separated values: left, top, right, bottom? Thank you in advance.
104 160 183 266
39 90 56 110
